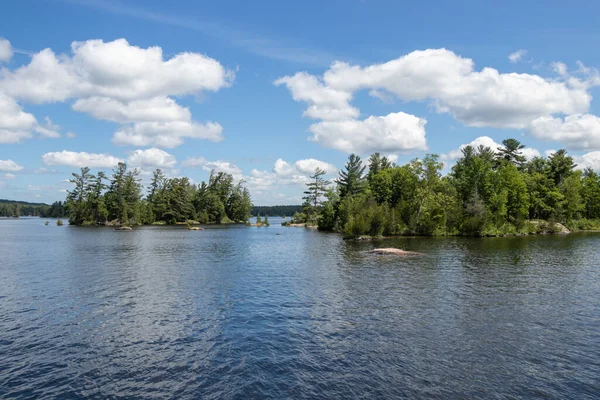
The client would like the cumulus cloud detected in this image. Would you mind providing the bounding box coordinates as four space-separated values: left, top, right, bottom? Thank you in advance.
0 38 233 147
309 112 427 154
72 96 191 124
529 114 600 150
293 158 337 175
66 132 77 138
441 136 540 161
2 173 16 180
0 38 12 63
508 49 527 64
112 120 222 148
0 159 24 171
321 49 589 129
274 72 358 121
575 151 600 171
42 150 124 168
273 158 337 176
127 148 177 169
0 93 37 143
276 48 594 155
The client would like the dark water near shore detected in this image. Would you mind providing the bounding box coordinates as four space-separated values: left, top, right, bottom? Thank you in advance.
1 218 599 399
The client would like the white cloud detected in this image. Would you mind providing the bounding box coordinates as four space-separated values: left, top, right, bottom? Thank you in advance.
0 159 24 171
0 130 32 143
551 62 568 77
276 48 594 154
127 148 177 169
2 173 16 180
0 93 37 130
441 136 540 161
112 120 222 148
508 49 527 64
521 147 542 160
42 150 124 168
274 72 358 121
320 49 590 129
0 93 61 142
0 38 233 147
529 114 600 150
35 116 61 138
309 112 427 154
273 159 296 176
1 39 233 103
66 132 77 138
575 151 600 171
292 158 337 175
273 158 337 176
72 96 191 124
0 38 12 63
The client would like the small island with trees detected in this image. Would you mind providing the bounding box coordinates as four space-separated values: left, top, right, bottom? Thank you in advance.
64 162 252 227
289 138 600 238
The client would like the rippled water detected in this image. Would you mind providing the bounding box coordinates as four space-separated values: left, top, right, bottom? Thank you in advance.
1 218 599 399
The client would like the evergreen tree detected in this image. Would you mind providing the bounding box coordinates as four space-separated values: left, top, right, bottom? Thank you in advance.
66 167 93 225
302 167 330 223
496 138 527 166
367 152 392 183
548 149 576 186
337 154 366 199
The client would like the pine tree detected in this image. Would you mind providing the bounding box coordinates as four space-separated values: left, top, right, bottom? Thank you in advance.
302 167 330 222
496 138 527 166
337 154 366 199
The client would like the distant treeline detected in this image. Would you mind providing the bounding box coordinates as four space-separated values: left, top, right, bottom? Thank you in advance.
0 199 66 218
251 205 302 217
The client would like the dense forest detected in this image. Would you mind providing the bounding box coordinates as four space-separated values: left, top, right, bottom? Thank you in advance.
294 139 600 237
251 205 302 217
65 163 252 226
0 199 66 218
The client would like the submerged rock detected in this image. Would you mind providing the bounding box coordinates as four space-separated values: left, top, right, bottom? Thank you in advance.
188 227 204 231
114 226 133 231
367 248 421 256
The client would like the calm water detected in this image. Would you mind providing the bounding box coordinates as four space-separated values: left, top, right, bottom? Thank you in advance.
1 218 599 399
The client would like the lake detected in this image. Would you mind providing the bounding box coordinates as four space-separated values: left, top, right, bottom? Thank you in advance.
1 218 599 399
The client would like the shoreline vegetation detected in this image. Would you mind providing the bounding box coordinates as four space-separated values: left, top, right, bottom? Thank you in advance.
63 163 253 227
285 138 600 238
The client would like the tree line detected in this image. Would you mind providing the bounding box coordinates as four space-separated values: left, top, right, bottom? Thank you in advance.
0 199 66 218
251 205 302 217
65 163 253 226
296 139 600 237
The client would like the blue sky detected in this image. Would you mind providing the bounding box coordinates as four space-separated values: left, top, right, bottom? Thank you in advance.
2 0 600 205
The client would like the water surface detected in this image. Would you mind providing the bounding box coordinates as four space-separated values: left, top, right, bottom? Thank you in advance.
1 218 599 398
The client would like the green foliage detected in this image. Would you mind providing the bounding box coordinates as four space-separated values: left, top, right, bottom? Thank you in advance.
290 212 308 224
252 205 302 217
337 154 367 199
306 142 595 237
0 199 66 218
62 165 253 226
56 218 63 226
302 168 330 223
